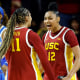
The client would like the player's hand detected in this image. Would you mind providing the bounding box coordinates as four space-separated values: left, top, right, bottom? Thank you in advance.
58 76 64 80
62 76 71 80
58 76 71 80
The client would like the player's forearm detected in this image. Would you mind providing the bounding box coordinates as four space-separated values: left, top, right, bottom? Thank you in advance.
66 56 80 79
37 45 55 80
38 61 44 74
67 46 80 79
41 57 55 80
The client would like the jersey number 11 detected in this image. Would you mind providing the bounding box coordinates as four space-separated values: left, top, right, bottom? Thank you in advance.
11 38 21 52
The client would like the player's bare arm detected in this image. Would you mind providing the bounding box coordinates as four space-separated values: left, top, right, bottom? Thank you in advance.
62 45 80 80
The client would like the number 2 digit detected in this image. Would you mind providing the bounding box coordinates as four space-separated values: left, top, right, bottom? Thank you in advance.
48 52 55 61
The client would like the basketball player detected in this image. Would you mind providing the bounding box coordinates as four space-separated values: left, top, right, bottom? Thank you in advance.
0 8 55 80
42 11 80 80
0 6 8 80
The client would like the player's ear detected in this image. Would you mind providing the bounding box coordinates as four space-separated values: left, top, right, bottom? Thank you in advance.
25 16 29 22
57 16 60 23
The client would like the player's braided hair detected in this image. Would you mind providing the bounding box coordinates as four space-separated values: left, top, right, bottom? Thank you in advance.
0 8 30 58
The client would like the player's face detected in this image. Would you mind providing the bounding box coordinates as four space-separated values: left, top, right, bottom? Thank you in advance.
27 13 32 27
44 11 58 31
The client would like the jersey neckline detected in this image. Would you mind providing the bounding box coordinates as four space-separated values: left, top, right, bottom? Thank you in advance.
49 27 66 39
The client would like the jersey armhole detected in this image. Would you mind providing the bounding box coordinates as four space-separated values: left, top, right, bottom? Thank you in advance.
26 29 33 48
63 29 70 45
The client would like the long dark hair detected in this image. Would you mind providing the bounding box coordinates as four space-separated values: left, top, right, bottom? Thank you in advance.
0 8 30 57
2 9 8 26
0 7 8 27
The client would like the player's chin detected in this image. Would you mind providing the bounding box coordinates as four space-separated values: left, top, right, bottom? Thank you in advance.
47 27 51 31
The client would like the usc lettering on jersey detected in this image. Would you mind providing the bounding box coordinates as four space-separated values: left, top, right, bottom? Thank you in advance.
44 27 77 80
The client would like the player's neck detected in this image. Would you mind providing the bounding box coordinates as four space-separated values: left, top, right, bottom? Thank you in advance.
51 25 61 33
17 23 28 28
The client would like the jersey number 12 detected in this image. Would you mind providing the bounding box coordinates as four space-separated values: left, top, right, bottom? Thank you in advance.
48 52 55 61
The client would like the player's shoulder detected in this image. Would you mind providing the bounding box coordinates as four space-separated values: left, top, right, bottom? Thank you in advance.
63 26 75 37
28 29 39 37
44 31 49 36
25 29 39 40
0 25 6 31
63 26 74 33
42 31 49 40
1 25 6 28
64 26 72 31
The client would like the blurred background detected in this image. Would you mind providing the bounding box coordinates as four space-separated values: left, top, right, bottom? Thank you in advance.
0 0 80 32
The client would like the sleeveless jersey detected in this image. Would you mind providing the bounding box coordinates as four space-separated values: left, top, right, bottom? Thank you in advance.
0 67 5 80
6 27 42 80
44 27 77 80
0 25 6 46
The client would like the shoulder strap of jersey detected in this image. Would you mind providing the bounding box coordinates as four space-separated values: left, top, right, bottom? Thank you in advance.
0 25 6 32
0 25 6 34
26 29 33 48
63 27 70 45
44 31 49 43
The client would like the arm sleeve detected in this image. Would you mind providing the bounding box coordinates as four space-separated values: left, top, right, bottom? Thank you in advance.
65 30 79 47
28 30 55 80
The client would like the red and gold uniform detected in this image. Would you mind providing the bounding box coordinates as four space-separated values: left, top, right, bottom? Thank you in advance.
6 27 54 80
42 27 79 80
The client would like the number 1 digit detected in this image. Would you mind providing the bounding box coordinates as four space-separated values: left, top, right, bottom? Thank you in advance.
11 38 21 52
